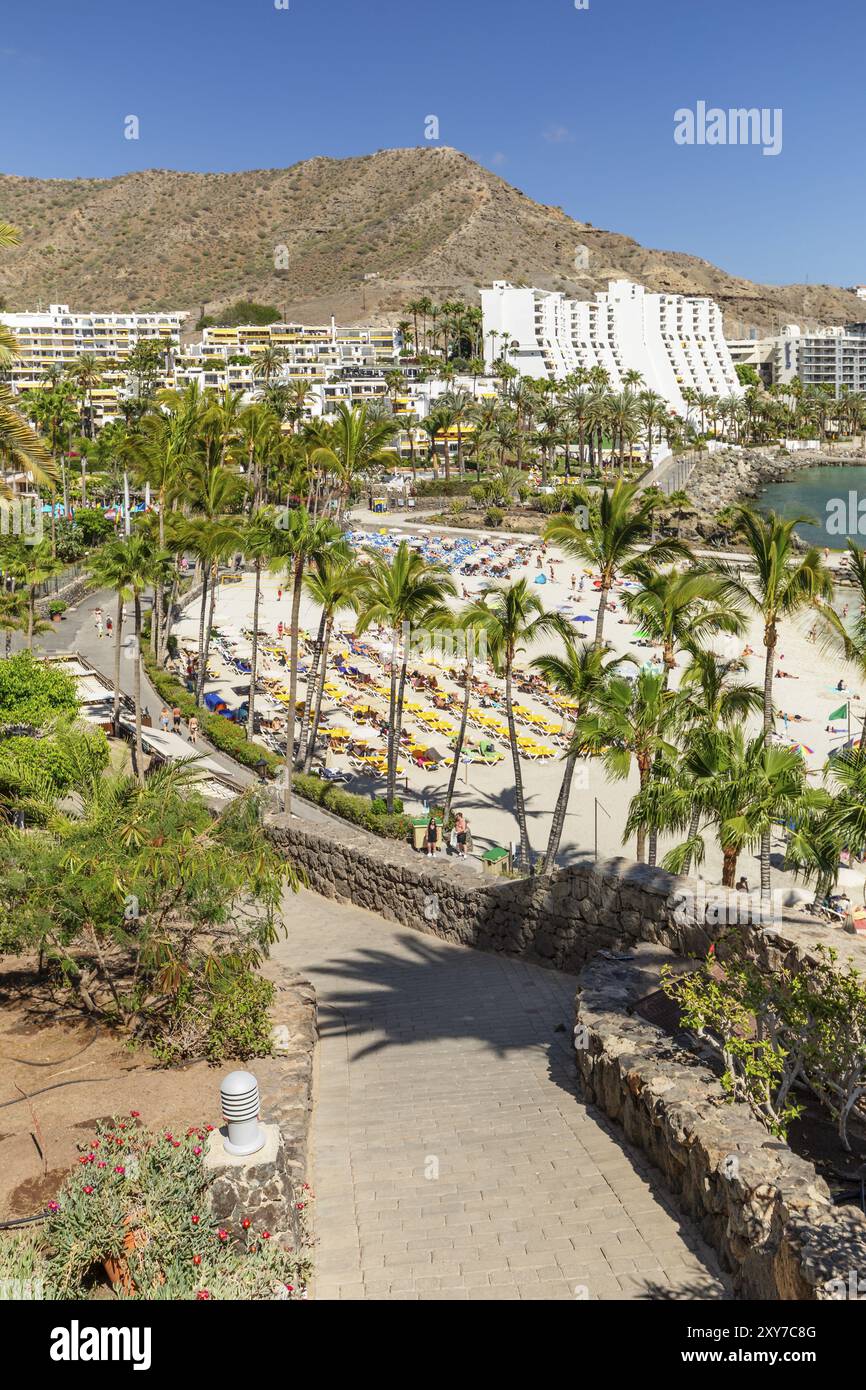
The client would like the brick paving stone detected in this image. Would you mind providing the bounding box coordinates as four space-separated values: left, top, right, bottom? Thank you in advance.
272 888 730 1302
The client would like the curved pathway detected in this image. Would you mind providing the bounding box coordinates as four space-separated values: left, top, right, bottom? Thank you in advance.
271 889 729 1301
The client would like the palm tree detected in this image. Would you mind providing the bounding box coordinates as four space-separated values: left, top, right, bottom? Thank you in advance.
15 541 62 650
356 541 457 813
273 508 345 813
65 353 104 438
252 345 286 388
463 579 568 867
622 564 745 678
672 647 764 874
544 479 690 646
441 611 488 826
300 552 368 773
307 403 398 517
581 667 679 864
712 506 831 896
531 640 620 873
240 509 287 740
814 540 866 742
89 532 159 780
637 729 813 888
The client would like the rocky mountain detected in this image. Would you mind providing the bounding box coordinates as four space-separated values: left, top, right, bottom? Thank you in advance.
0 146 861 337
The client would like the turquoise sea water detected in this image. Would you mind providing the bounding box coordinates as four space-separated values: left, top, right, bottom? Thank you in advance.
756 465 866 550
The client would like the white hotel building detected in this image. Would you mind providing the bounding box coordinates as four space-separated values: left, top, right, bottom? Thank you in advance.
481 280 741 414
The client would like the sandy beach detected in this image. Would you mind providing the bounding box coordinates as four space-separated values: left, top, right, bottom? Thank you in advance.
173 518 863 901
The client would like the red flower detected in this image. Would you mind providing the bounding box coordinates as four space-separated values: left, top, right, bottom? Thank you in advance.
241 1219 251 1230
218 1229 228 1242
164 1132 174 1141
205 1124 214 1132
130 1110 140 1118
196 1290 210 1300
114 1165 126 1175
97 1162 107 1169
83 1186 94 1195
191 1215 200 1225
89 1141 100 1150
172 1140 181 1148
193 1255 202 1267
285 1284 294 1293
47 1201 60 1213
261 1230 271 1240
193 1146 202 1156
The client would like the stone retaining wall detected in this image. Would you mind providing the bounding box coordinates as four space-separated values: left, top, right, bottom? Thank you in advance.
574 945 866 1300
265 813 866 980
208 967 317 1250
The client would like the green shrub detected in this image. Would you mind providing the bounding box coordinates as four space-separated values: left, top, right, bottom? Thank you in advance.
153 972 276 1065
370 795 403 816
0 651 79 727
47 600 67 617
484 505 504 528
414 479 472 498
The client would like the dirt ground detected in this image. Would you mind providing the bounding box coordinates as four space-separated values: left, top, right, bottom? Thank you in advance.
0 959 288 1221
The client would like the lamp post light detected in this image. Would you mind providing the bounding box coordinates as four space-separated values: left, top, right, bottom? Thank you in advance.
220 1070 266 1157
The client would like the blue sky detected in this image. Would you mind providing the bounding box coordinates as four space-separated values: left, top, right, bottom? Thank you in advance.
1 0 863 288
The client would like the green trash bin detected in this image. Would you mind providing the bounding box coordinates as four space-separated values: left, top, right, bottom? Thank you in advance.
412 817 429 852
482 846 509 877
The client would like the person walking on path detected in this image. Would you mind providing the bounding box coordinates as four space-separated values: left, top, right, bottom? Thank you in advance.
172 705 182 733
159 706 170 733
454 811 469 857
93 607 103 639
425 813 438 857
188 715 199 744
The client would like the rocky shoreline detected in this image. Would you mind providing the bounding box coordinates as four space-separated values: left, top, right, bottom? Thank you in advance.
685 445 866 523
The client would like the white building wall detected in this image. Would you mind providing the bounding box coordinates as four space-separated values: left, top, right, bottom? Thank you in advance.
481 279 742 412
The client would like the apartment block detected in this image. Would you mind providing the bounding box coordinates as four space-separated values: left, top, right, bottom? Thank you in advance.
481 280 741 413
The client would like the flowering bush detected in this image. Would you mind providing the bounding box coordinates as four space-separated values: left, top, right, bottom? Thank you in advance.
1 1115 312 1301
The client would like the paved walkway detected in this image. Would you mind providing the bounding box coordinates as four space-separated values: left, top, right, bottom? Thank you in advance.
271 889 729 1301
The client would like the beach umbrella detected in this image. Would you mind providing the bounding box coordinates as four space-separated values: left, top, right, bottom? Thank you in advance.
573 614 592 623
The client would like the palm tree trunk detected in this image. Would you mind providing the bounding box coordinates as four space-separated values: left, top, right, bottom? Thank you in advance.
385 625 399 811
246 558 262 740
722 846 738 888
594 583 609 647
760 633 775 898
297 608 326 769
133 591 144 784
196 566 209 697
505 664 531 868
304 613 335 773
542 748 579 874
388 656 408 814
112 592 123 724
26 589 34 650
196 566 218 706
281 560 304 815
443 659 473 823
680 804 701 877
